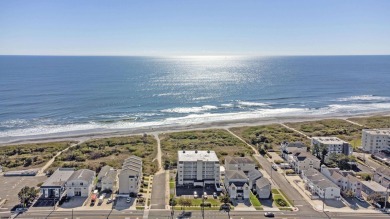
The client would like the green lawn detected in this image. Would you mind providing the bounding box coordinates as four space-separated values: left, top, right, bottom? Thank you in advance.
169 181 175 190
249 192 263 210
272 189 291 209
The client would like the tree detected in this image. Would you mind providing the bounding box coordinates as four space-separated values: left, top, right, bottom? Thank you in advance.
312 143 320 158
178 197 191 210
24 158 32 167
18 186 38 207
219 194 231 205
320 144 328 166
345 190 354 198
367 192 385 203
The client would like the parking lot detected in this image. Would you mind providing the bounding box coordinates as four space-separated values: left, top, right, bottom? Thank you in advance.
0 175 47 211
176 185 221 198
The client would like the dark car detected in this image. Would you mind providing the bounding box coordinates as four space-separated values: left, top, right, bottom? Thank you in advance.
264 212 275 217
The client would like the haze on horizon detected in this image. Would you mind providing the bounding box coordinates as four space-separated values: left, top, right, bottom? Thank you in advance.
0 0 389 56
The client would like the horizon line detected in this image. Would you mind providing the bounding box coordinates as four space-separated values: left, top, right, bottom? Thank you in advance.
1 54 390 57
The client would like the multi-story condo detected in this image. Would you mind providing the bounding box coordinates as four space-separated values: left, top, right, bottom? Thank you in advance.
289 151 321 173
320 165 362 197
361 129 390 153
301 168 341 200
177 150 220 187
66 169 96 197
119 156 142 195
311 137 353 158
224 156 256 173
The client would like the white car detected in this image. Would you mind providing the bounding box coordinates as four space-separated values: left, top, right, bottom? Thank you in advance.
126 197 131 203
203 192 208 199
193 191 198 198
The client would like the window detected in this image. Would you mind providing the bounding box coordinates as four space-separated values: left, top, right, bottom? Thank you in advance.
80 182 83 186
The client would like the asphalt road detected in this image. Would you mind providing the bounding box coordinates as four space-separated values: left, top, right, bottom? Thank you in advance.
150 171 167 209
10 209 390 219
253 155 322 216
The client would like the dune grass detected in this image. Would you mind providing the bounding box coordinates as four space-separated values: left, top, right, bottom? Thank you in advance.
348 116 390 129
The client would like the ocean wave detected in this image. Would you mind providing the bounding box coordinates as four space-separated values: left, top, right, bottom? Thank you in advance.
192 96 213 101
237 101 269 107
337 95 390 101
160 105 218 113
154 92 183 97
2 102 390 139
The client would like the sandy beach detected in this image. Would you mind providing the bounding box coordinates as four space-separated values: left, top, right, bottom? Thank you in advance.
1 111 389 146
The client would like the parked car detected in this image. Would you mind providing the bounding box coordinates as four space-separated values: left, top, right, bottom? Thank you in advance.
107 198 113 204
213 192 218 199
355 196 364 202
203 192 208 199
272 164 278 171
193 191 198 198
126 197 131 203
264 212 275 217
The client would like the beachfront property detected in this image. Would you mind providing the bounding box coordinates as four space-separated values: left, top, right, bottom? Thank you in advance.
311 137 353 158
320 165 362 197
177 150 220 187
255 177 271 199
118 156 143 195
40 168 75 199
362 129 390 153
97 165 117 192
289 151 321 174
301 168 341 200
280 141 306 160
373 167 390 188
224 170 251 199
66 169 96 197
224 156 256 173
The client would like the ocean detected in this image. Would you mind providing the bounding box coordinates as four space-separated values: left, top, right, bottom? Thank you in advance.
1 55 390 142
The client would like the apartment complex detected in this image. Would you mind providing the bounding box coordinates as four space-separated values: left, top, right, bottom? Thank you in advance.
320 166 362 197
119 156 143 195
361 129 390 153
311 137 353 157
177 150 220 187
288 151 321 173
301 168 341 200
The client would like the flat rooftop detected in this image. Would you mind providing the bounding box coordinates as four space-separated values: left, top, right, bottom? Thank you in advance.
41 168 75 188
312 137 347 144
364 129 390 135
361 181 387 192
178 150 219 162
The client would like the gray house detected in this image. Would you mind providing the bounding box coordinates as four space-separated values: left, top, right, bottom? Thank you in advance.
255 177 271 199
247 169 263 189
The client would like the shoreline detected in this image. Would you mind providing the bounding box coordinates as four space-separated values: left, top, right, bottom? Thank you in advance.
1 111 389 146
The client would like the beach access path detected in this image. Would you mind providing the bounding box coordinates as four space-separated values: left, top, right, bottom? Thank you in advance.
37 140 87 176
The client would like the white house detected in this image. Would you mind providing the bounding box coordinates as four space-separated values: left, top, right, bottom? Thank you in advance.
66 169 96 197
224 156 256 173
361 129 390 153
320 165 362 197
373 167 390 188
40 168 75 199
177 150 220 187
280 141 306 160
96 165 113 189
119 156 142 195
301 168 341 200
289 151 320 173
255 177 271 199
361 181 389 199
101 169 117 192
224 170 250 199
311 137 353 158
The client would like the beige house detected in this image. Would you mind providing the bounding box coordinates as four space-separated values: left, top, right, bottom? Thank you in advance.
118 156 142 195
224 156 256 173
66 169 96 197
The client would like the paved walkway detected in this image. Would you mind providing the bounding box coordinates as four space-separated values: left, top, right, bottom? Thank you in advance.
152 133 162 171
343 119 364 127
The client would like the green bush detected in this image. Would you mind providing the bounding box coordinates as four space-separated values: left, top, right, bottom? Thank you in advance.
276 198 287 207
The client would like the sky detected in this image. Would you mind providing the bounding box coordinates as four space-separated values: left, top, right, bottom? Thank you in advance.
0 0 389 56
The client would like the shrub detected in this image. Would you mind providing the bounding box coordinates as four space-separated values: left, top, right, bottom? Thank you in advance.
200 202 212 207
274 160 283 164
285 169 295 175
276 198 287 207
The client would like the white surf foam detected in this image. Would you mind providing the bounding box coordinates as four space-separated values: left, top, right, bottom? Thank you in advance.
237 101 269 107
337 95 390 101
160 105 218 113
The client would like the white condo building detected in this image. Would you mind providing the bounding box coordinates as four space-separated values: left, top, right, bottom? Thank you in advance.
361 129 390 153
311 137 353 157
177 150 220 187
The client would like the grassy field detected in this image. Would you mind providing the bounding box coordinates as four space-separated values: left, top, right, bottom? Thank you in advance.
285 119 362 147
348 116 390 129
160 129 253 166
50 135 158 175
0 141 75 171
230 124 310 150
250 192 263 210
